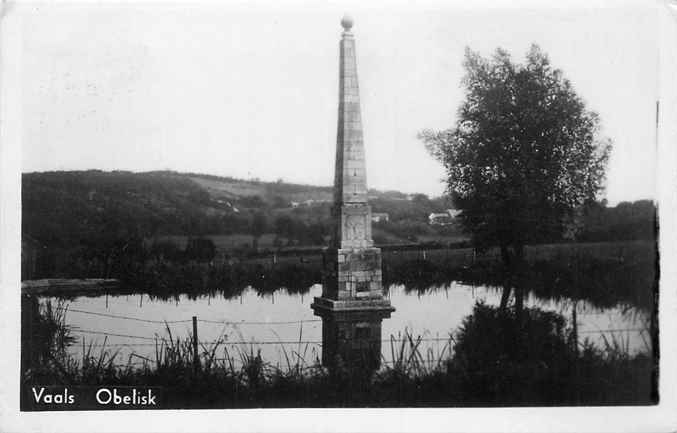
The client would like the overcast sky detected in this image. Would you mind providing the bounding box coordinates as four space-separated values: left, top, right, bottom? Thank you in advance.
19 0 658 204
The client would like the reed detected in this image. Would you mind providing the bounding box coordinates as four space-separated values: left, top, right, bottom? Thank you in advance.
22 298 656 408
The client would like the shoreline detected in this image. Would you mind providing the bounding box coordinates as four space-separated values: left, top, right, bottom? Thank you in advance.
21 279 120 296
21 240 655 301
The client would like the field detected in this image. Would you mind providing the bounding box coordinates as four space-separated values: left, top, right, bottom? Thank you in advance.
189 175 333 203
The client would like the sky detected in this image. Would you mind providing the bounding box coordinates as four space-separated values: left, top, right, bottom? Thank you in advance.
18 0 659 204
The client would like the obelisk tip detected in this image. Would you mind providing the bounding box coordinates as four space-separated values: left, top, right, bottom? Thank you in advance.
341 15 353 31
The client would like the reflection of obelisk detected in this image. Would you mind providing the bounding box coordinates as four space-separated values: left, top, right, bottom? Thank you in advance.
311 15 394 371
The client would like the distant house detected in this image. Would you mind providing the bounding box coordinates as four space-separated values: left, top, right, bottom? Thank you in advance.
429 213 451 225
225 201 240 213
371 212 389 223
446 209 462 218
429 209 460 225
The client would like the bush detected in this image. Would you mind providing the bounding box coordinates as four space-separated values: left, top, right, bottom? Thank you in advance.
449 302 572 404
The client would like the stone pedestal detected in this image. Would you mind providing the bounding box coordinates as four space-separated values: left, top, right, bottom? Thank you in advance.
312 306 393 371
312 244 394 369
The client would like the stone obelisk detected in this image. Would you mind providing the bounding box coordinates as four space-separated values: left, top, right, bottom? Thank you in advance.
311 16 394 342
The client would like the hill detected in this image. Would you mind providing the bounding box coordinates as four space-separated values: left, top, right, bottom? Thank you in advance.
21 170 655 281
22 170 460 250
185 173 334 204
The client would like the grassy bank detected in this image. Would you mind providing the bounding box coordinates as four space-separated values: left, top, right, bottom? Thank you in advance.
386 240 657 312
39 241 657 314
21 298 656 408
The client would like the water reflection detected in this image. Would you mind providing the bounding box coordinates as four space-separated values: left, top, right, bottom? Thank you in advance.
46 282 651 368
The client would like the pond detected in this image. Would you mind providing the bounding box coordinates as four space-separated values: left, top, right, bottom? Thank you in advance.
47 282 651 369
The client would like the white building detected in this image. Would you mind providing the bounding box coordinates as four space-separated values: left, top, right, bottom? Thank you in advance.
429 209 460 225
371 212 389 223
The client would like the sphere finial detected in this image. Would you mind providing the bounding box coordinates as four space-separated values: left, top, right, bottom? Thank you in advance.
341 15 353 31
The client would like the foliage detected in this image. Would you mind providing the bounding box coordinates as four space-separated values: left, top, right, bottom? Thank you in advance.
578 199 656 242
184 238 216 262
445 302 655 405
21 296 77 385
449 302 571 403
420 45 611 262
22 300 655 407
149 240 183 262
269 214 327 246
22 171 654 282
384 241 656 313
33 241 656 317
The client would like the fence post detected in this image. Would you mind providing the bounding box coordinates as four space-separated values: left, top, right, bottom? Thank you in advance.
572 302 579 357
27 297 34 369
192 316 199 372
572 301 580 403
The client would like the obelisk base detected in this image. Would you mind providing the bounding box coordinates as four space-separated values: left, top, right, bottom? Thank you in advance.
311 297 395 316
312 245 394 317
319 247 388 299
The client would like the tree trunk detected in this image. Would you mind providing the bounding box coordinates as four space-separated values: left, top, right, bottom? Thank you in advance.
513 243 526 320
514 243 525 266
514 285 524 319
500 244 511 268
499 284 512 310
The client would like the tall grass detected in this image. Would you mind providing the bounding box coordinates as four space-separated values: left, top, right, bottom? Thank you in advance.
22 298 656 408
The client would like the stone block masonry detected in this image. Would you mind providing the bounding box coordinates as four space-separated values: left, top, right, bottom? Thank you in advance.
311 16 394 319
321 247 383 300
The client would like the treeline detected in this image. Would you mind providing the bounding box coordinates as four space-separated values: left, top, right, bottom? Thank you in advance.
578 200 656 242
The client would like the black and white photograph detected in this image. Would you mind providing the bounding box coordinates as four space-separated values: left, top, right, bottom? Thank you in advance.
1 0 676 431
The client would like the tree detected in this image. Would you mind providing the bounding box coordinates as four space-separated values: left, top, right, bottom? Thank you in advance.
274 214 295 239
411 193 430 204
420 44 611 269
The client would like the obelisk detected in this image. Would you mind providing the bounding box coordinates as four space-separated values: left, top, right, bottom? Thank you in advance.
311 16 394 353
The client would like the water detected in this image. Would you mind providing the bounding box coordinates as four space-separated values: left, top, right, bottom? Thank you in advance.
50 283 650 368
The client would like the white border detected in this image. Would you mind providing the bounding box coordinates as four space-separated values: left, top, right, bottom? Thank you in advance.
1 1 676 432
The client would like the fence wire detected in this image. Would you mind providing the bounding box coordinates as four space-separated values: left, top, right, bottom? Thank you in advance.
67 307 321 326
65 306 649 369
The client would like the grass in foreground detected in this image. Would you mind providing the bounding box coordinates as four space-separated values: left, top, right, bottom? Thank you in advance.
21 298 656 408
